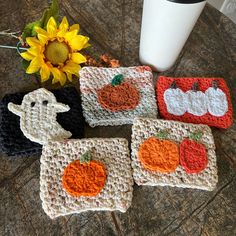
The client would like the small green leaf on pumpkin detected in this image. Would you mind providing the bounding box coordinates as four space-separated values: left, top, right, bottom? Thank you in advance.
155 130 169 140
80 151 92 164
111 74 124 86
189 131 203 142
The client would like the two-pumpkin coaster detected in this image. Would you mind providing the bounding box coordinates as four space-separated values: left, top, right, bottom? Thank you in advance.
0 87 84 156
131 118 218 191
40 138 133 219
156 76 233 129
79 66 157 127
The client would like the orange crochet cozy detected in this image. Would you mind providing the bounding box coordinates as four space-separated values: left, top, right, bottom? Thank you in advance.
156 76 233 129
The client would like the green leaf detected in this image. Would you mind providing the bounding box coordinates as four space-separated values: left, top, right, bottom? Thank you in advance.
21 0 59 41
22 21 41 41
40 0 59 29
155 130 169 140
80 151 92 164
111 74 123 86
189 131 203 142
22 59 30 70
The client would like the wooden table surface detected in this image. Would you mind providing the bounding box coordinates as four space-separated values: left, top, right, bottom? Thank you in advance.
0 1 236 235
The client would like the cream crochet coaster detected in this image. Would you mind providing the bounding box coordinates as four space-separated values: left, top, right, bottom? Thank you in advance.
131 118 218 191
79 66 157 127
40 138 133 219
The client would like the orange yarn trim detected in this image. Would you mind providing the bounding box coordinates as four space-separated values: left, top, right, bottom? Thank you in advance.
157 76 233 129
62 160 107 197
97 82 140 112
135 66 152 73
138 137 179 173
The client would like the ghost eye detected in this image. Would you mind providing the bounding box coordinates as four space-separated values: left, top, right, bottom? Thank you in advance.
31 102 36 107
43 100 48 106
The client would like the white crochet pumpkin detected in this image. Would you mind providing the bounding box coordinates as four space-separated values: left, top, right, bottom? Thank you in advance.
163 81 188 116
186 83 208 116
205 81 228 117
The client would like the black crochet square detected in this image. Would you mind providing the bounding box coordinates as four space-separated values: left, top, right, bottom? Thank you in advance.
0 87 85 157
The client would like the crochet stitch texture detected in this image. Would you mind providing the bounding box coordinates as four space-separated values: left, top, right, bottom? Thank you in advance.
8 88 72 145
131 118 218 191
79 66 157 127
0 87 85 156
40 138 133 219
157 76 233 129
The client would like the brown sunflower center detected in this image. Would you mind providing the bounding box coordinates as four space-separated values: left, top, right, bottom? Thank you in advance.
45 41 69 65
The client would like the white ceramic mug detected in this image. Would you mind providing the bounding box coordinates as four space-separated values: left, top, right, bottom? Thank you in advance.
139 0 206 72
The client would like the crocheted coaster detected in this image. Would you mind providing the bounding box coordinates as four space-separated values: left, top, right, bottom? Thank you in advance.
0 87 84 156
80 66 157 127
131 118 218 191
156 76 233 129
40 138 133 219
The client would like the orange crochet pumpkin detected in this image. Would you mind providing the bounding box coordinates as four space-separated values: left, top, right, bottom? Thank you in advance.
62 151 107 197
138 131 179 173
97 74 140 112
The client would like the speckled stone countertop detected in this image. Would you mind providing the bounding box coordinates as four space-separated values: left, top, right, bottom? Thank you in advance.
0 1 236 235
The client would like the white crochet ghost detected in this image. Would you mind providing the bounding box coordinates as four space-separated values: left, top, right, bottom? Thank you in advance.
8 88 72 145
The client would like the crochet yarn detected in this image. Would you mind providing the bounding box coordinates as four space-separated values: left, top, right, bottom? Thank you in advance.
97 82 140 112
157 76 233 128
131 118 218 191
180 139 208 174
62 159 107 197
79 66 157 127
8 88 72 145
138 137 179 173
40 138 133 219
0 87 85 156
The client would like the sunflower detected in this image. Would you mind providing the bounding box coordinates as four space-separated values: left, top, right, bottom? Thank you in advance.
21 16 89 85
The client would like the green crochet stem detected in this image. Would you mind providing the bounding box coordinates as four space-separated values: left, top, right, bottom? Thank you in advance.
111 74 123 86
189 131 203 142
80 150 92 164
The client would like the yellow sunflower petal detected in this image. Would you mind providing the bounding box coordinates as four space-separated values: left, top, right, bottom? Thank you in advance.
64 29 78 42
66 72 73 82
27 47 41 56
35 26 49 37
63 61 81 76
69 24 80 32
40 63 51 82
71 52 87 64
59 16 69 31
52 77 58 84
83 42 91 49
26 37 41 47
20 52 34 61
26 57 43 74
47 17 58 36
68 35 89 51
51 67 67 86
37 33 48 45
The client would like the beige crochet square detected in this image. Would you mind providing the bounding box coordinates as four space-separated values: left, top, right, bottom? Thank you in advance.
79 66 157 127
40 138 133 219
131 118 218 191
